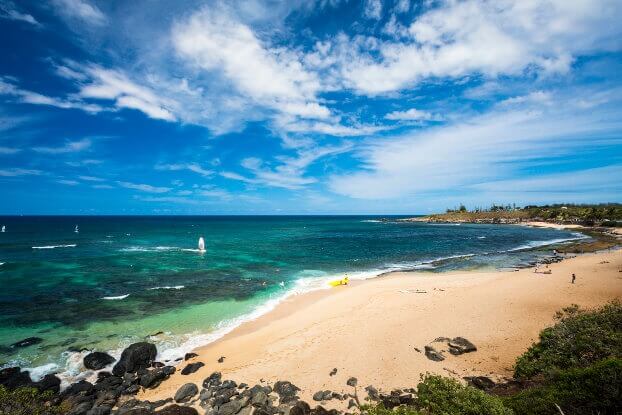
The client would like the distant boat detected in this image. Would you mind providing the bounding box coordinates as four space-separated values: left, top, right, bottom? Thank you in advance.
198 236 206 252
74 225 79 233
1 225 5 233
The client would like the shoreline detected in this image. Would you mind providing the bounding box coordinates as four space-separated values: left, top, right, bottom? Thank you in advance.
139 225 622 408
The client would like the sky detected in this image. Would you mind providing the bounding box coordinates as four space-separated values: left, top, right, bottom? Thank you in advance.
0 0 621 214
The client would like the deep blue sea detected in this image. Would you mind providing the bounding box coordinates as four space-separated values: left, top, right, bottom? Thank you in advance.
0 216 587 384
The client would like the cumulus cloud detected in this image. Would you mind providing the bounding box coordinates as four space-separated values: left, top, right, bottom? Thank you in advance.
326 0 622 94
385 108 442 121
364 0 383 19
172 6 328 121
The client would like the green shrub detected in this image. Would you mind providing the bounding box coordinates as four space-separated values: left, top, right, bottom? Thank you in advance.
414 375 512 415
514 301 622 379
505 358 622 415
0 386 63 415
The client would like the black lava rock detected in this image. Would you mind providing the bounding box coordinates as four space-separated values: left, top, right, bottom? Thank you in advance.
181 362 204 375
84 352 116 370
112 342 157 376
10 337 43 348
174 383 199 403
0 367 32 389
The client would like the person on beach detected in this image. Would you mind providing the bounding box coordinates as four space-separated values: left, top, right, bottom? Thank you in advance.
572 273 576 284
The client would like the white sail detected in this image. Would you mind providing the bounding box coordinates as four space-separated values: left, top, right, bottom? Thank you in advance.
74 225 79 233
1 225 5 233
198 236 205 252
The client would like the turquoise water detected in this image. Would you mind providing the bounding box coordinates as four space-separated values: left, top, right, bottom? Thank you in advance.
0 216 586 383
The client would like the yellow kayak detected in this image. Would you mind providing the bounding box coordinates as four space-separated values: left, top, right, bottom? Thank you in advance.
329 276 349 287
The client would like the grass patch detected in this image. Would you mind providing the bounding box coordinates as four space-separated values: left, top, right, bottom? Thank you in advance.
0 386 65 415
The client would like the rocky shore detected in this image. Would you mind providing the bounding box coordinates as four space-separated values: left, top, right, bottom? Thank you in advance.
1 335 494 415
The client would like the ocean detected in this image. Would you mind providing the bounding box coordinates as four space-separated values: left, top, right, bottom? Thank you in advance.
0 216 587 385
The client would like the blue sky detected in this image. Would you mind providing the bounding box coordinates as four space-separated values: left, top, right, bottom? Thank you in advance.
1 0 621 214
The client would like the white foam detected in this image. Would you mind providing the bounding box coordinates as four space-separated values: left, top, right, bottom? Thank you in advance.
102 294 129 300
361 219 382 223
0 262 4 266
477 236 486 239
32 244 77 249
506 235 588 252
148 286 185 290
24 363 59 382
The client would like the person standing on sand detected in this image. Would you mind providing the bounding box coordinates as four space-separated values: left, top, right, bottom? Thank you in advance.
572 273 576 284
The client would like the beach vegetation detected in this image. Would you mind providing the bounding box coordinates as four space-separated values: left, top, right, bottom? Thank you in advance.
364 375 511 415
514 301 622 378
0 386 65 415
363 302 621 415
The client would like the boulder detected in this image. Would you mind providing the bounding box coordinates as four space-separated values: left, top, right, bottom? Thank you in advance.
448 337 477 355
312 391 324 402
250 390 268 407
181 362 204 375
203 372 222 389
329 368 337 376
156 405 199 415
0 367 32 389
86 405 112 415
424 345 445 362
464 376 495 390
64 380 95 397
84 352 116 370
365 385 379 400
217 399 245 415
346 377 357 387
174 383 199 403
112 342 157 376
379 394 400 409
184 352 198 360
10 337 43 348
35 373 61 393
289 401 311 415
139 366 176 388
273 381 300 398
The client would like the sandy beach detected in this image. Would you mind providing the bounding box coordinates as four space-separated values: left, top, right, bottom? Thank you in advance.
141 238 622 407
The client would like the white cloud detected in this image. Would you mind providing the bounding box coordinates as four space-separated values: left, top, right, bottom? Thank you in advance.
0 1 39 25
327 0 622 95
0 168 42 177
155 163 213 177
0 76 103 113
224 143 352 189
51 0 106 26
65 159 102 167
33 138 91 154
0 146 21 154
472 165 622 194
117 181 171 193
77 66 177 121
364 0 383 19
385 108 442 121
172 5 335 129
329 92 622 199
78 175 104 182
57 179 79 186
